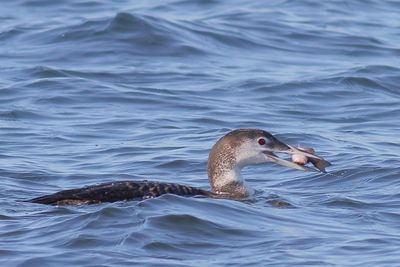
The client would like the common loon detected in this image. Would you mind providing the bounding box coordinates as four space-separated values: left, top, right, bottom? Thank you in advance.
29 129 330 205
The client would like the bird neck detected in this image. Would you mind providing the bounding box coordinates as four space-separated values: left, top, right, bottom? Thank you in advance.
208 162 251 198
207 136 254 198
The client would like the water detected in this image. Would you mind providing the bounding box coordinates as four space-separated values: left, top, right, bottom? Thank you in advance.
1 0 400 266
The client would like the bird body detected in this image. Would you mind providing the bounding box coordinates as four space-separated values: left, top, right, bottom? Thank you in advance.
29 129 330 205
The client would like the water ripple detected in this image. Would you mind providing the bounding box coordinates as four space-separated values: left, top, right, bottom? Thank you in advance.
1 0 400 266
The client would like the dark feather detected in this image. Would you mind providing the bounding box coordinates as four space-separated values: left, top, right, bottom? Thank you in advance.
29 180 213 205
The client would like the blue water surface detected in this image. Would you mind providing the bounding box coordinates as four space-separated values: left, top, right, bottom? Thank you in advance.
1 0 400 266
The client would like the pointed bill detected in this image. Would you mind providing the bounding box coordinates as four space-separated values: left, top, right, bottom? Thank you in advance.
266 135 331 173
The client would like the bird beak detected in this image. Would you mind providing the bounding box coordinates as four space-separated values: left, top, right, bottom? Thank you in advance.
263 136 331 173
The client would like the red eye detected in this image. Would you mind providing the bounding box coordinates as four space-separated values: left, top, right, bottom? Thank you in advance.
258 138 266 145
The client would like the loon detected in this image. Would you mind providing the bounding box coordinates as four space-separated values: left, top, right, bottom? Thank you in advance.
29 129 330 205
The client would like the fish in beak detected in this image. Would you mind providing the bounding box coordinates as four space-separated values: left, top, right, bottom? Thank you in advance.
263 135 331 173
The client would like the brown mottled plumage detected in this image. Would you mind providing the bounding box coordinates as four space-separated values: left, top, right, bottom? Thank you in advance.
29 181 216 205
